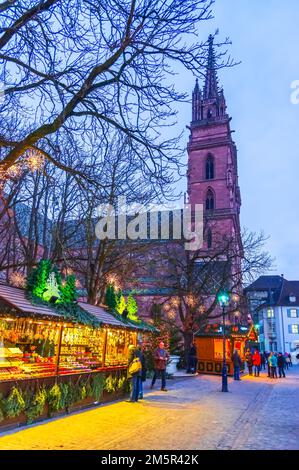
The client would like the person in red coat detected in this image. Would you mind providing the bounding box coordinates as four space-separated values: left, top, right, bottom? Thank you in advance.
252 349 261 377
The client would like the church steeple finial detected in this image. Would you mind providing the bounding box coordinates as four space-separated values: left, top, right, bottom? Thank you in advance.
203 34 219 100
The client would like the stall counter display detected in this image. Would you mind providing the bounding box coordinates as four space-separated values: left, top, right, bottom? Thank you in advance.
0 318 59 381
58 325 106 375
104 329 137 367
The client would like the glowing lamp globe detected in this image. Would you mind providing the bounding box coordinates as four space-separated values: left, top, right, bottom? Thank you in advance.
217 291 230 307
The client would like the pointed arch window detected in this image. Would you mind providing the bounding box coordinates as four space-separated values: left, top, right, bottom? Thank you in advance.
205 155 214 180
205 189 215 211
207 229 212 249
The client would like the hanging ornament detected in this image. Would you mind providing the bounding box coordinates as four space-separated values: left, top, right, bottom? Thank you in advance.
43 272 61 302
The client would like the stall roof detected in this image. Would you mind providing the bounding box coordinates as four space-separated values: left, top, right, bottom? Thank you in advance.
0 284 62 318
78 302 125 328
195 324 256 338
0 284 155 331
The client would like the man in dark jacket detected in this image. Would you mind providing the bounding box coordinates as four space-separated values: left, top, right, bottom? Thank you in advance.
150 341 169 391
232 349 242 381
187 342 197 374
277 352 286 378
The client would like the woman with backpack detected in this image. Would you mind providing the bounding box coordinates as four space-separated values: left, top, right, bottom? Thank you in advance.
127 344 143 402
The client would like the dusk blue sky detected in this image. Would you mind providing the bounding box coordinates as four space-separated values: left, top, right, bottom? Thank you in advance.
173 0 299 280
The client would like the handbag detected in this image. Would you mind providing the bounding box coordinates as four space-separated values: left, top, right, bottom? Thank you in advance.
129 357 142 375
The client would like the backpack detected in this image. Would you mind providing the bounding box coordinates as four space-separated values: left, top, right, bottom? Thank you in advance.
128 357 142 375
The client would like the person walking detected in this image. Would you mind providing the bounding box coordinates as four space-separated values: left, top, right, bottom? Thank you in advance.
245 348 253 376
268 352 278 379
187 342 198 374
127 344 142 402
277 352 286 378
232 349 242 381
288 353 292 367
151 341 169 391
252 349 261 377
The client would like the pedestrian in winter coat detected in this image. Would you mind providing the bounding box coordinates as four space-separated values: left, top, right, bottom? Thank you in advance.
268 352 278 379
252 349 261 377
277 353 286 378
150 341 169 391
127 345 142 402
232 349 242 381
245 349 253 376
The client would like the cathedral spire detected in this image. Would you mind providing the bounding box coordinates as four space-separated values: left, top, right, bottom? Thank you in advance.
192 78 201 121
203 35 219 100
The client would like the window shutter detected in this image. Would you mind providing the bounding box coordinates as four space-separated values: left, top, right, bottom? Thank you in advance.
288 325 292 334
287 309 291 318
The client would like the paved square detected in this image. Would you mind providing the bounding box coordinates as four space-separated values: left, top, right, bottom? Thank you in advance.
0 367 298 450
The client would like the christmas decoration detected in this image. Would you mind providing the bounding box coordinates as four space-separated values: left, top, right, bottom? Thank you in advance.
105 284 117 311
115 291 126 315
126 294 139 322
9 271 26 288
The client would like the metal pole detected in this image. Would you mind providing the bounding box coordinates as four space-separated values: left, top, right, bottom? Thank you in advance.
222 305 228 392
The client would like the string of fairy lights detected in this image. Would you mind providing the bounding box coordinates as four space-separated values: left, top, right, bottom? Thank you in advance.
0 149 45 189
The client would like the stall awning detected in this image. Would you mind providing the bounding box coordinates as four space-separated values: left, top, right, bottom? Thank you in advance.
78 302 125 328
0 284 62 319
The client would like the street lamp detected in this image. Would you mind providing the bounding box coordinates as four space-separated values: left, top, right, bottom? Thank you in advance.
217 291 230 392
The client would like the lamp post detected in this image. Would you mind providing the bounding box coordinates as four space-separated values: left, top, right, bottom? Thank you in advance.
217 291 230 392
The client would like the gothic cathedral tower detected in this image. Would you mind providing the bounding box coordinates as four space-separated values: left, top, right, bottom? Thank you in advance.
187 35 242 256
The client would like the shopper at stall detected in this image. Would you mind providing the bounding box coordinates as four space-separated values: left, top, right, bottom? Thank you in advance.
232 349 242 381
150 341 169 391
127 345 142 402
252 349 261 377
245 348 253 376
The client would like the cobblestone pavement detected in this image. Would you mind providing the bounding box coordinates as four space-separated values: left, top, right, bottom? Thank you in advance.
0 367 298 450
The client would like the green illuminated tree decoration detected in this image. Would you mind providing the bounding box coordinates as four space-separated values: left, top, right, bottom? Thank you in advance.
105 284 117 311
61 275 77 304
127 294 139 322
27 259 52 299
116 291 126 315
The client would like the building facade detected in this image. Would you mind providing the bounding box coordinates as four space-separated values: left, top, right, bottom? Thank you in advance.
246 275 299 354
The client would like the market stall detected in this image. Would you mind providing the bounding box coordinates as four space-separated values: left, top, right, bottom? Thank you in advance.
0 282 153 431
195 324 258 376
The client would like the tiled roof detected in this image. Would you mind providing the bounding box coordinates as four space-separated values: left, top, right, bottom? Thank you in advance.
277 280 299 306
245 276 284 292
77 302 125 327
0 284 62 318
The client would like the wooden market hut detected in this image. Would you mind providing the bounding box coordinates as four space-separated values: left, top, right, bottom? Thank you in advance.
0 284 155 431
194 324 258 376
